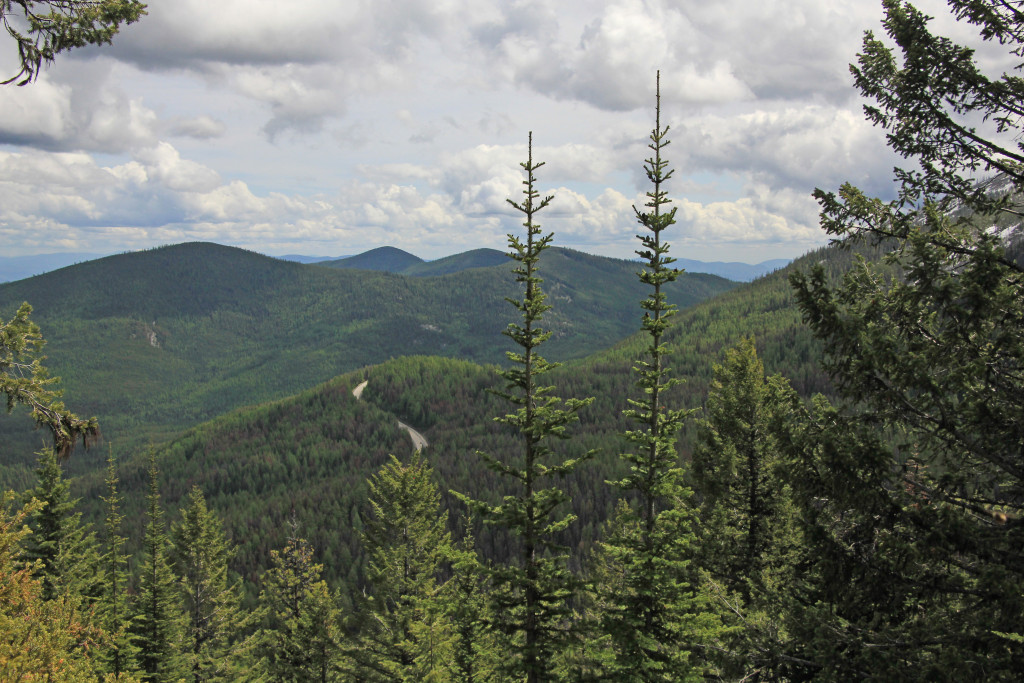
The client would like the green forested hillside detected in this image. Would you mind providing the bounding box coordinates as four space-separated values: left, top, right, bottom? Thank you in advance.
319 246 424 272
5 0 1022 677
0 242 735 485
397 248 507 276
65 239 872 604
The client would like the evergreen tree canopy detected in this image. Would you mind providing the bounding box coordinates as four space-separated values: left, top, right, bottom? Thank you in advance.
787 0 1024 677
0 492 108 681
598 73 719 682
256 525 341 682
456 133 594 683
133 456 186 682
1 0 146 85
171 486 249 682
690 338 802 679
98 451 138 678
22 447 102 602
1 303 97 457
352 452 453 682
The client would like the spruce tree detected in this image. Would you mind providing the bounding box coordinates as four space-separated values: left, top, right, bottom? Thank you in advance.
256 524 341 682
784 0 1024 677
598 73 718 681
457 132 593 682
350 452 453 682
170 486 249 682
97 452 138 678
690 338 801 678
133 455 186 682
443 518 498 683
21 447 102 603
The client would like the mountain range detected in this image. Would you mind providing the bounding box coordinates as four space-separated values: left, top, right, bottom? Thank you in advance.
0 241 737 483
0 247 790 283
55 238 870 595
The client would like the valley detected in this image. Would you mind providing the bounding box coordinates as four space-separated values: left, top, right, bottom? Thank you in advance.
0 241 736 485
10 237 858 599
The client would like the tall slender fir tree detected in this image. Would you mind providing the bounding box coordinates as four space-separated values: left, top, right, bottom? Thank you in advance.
133 455 186 682
98 451 138 678
171 486 250 682
598 72 719 681
457 132 593 683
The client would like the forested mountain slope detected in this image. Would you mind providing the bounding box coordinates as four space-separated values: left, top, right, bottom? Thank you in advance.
69 239 877 599
397 247 508 276
319 246 424 272
0 241 735 485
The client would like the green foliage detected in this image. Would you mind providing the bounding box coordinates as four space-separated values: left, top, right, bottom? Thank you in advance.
690 338 802 678
0 302 97 458
97 452 139 678
349 452 453 682
784 0 1024 677
170 486 250 682
596 76 719 681
442 519 499 682
457 134 594 682
255 526 342 682
1 0 146 85
133 456 186 682
595 498 718 682
691 339 799 599
0 492 115 681
21 447 102 602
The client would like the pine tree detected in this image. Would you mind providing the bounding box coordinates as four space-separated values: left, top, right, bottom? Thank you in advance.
597 71 718 682
21 447 102 603
97 451 139 678
456 132 594 682
170 486 249 682
256 524 341 682
784 0 1024 677
350 452 453 682
133 455 186 682
690 338 801 678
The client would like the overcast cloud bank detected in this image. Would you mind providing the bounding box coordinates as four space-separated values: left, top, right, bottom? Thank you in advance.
1 0 974 262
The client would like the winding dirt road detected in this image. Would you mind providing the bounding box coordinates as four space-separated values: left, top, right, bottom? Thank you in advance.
351 380 428 452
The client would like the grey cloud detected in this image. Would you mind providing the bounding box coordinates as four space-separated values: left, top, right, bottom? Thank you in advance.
0 61 158 153
167 115 227 140
673 105 901 198
465 0 875 112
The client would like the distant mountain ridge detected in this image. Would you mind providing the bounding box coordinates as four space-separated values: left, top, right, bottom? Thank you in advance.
310 248 790 281
0 241 737 479
69 238 868 594
673 257 791 282
320 246 424 272
1 247 790 283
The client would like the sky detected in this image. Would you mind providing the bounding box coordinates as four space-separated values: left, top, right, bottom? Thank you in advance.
0 0 994 263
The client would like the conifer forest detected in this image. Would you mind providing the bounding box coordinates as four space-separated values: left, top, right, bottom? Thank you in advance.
2 0 1024 680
